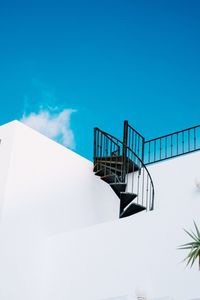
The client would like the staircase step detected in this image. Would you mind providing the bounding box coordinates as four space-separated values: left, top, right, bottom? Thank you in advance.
120 192 137 212
96 155 124 162
94 162 124 174
95 157 139 173
94 161 136 173
110 183 126 197
94 166 122 177
120 203 146 218
96 160 124 166
101 174 120 184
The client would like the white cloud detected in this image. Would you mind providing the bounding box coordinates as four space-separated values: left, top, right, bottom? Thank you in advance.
20 108 76 149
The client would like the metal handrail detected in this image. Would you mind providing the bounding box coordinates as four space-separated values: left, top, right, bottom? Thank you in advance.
126 121 145 139
144 124 200 164
145 124 200 143
98 128 154 190
125 121 145 162
125 120 200 165
102 130 155 206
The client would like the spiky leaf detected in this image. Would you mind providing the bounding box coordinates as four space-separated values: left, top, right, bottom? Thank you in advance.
178 221 200 270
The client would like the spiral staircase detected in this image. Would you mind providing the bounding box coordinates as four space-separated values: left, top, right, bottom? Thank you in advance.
93 121 155 218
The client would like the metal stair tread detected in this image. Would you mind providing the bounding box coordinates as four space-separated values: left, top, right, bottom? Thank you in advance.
120 202 146 218
94 160 139 173
120 192 137 212
101 174 120 184
109 182 126 197
94 167 122 177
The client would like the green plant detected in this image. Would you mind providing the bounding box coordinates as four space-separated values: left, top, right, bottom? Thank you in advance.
178 221 200 270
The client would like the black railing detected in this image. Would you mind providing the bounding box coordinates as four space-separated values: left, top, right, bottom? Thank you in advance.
94 128 121 161
144 125 200 165
124 121 200 165
94 121 200 215
94 128 155 212
124 120 145 162
94 128 123 179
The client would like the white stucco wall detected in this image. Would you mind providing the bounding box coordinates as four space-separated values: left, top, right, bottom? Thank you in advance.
42 151 200 300
0 120 199 300
0 122 15 219
0 121 119 232
0 121 119 300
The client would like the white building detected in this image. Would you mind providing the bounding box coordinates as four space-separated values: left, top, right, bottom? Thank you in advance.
0 120 199 300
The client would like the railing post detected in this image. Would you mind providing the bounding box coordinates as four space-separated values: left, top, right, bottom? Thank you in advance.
122 120 128 182
142 137 145 163
94 127 97 164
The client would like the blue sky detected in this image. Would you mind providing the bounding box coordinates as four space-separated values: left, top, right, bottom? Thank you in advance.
0 0 200 159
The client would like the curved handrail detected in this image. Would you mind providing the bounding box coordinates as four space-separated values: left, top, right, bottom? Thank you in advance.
94 127 155 211
96 128 154 184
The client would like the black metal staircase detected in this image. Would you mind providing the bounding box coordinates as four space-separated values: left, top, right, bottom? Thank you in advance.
93 120 200 218
94 121 200 218
93 122 155 218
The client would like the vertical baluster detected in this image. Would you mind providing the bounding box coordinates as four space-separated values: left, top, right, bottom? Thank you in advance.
154 140 156 162
96 131 99 171
131 151 134 194
95 129 97 169
146 174 149 211
141 167 144 206
142 137 145 163
94 128 97 164
148 142 151 163
100 132 103 159
137 164 140 204
114 140 117 183
188 129 190 152
176 133 178 155
109 140 113 177
101 134 104 172
105 136 108 157
139 136 142 159
98 130 100 160
128 127 130 150
134 133 136 163
139 136 141 160
135 134 137 164
135 133 137 155
116 143 119 182
165 137 167 158
160 138 162 160
126 148 129 186
115 141 118 174
171 135 173 157
131 129 134 152
182 131 184 153
121 141 123 181
97 129 99 158
103 135 105 158
194 128 196 150
149 184 152 211
151 184 154 211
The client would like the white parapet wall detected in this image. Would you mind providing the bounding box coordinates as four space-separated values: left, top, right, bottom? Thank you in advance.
0 120 199 300
0 120 119 232
42 151 200 300
0 120 119 300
